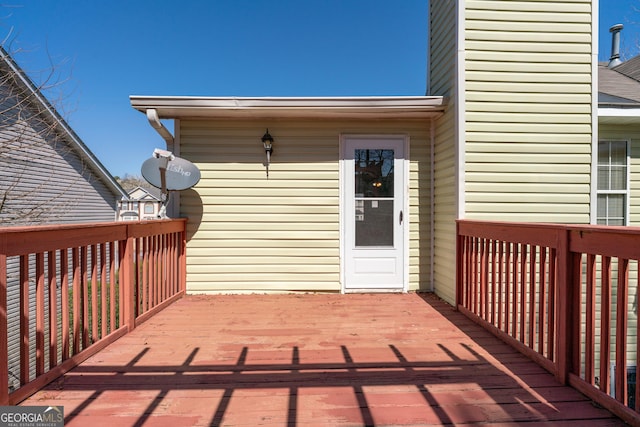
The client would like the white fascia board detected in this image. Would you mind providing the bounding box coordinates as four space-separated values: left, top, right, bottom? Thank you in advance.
598 107 640 117
129 96 446 119
598 108 640 125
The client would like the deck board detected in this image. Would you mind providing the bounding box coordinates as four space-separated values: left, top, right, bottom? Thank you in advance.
21 293 627 426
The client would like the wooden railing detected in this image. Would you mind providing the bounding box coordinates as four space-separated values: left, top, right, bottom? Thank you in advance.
0 219 187 404
457 220 640 426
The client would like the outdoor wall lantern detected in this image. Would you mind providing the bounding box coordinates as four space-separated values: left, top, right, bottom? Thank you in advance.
261 129 274 177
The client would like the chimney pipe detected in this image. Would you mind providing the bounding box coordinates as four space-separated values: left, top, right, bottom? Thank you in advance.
608 23 624 68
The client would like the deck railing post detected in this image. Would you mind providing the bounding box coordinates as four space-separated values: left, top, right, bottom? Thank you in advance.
555 227 577 384
179 226 187 294
455 222 463 309
121 228 136 331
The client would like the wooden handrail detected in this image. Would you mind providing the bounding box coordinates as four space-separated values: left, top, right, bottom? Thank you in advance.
0 219 187 405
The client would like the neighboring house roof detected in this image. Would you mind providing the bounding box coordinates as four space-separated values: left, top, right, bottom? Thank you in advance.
598 57 640 125
125 186 162 201
0 46 127 199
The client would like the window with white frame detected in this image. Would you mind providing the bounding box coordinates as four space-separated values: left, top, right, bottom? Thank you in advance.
597 140 629 225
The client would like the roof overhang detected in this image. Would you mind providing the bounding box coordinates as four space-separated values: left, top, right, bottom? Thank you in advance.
599 107 640 125
130 96 447 120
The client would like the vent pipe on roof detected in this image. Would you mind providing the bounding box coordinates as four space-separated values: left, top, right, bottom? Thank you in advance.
608 24 624 68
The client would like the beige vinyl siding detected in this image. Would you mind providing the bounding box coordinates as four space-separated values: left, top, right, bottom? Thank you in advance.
180 119 430 294
408 130 432 292
429 0 458 304
464 0 593 224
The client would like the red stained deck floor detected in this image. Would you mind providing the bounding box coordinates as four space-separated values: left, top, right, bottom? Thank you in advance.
21 293 627 426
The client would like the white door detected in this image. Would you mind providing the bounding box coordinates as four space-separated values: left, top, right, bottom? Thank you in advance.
342 136 406 291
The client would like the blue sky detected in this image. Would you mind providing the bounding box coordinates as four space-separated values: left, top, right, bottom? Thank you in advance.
2 1 639 178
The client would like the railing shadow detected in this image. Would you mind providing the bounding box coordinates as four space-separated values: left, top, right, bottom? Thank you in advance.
60 341 564 426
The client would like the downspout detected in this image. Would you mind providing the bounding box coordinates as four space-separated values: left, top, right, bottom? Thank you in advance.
145 108 177 217
146 109 175 150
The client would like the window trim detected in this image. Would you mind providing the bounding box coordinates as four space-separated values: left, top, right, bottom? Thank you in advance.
596 139 630 226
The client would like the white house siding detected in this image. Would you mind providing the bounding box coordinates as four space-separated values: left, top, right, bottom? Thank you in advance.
179 118 431 294
429 0 458 304
464 0 593 224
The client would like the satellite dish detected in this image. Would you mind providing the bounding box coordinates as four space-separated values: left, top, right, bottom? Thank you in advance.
141 155 201 191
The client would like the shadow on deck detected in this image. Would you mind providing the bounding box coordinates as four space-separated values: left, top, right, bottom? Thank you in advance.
21 293 626 426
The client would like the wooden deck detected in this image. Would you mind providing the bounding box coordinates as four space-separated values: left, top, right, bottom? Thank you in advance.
20 293 627 426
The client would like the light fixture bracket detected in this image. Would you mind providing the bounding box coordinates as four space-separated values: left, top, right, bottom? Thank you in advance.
261 129 274 177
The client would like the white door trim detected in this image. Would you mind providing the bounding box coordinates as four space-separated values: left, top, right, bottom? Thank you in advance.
339 134 409 293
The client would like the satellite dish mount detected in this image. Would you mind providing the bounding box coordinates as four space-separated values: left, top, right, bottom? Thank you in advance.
141 148 202 219
153 148 175 218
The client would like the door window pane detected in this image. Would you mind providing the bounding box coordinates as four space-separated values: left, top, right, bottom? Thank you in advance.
355 149 394 198
355 200 393 246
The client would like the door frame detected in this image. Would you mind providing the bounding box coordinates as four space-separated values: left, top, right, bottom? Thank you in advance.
339 134 410 293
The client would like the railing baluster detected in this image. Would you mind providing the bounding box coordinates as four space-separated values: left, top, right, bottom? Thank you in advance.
48 251 57 370
91 244 98 343
100 243 107 338
528 244 536 349
479 237 487 318
109 241 116 331
0 247 8 405
548 248 556 363
490 239 497 326
142 237 148 312
615 257 629 405
519 244 527 344
512 243 519 338
504 242 511 335
538 247 547 356
464 236 471 309
585 253 596 385
600 255 612 395
61 249 69 361
72 247 81 355
471 237 478 313
497 240 504 331
81 246 89 348
19 254 29 386
35 252 45 376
